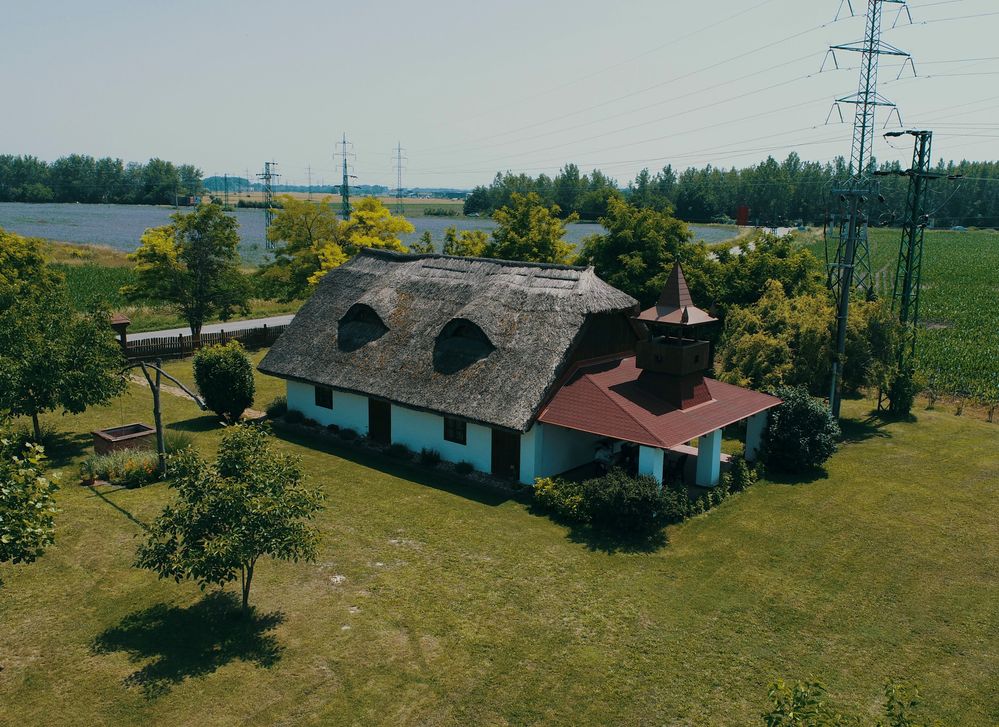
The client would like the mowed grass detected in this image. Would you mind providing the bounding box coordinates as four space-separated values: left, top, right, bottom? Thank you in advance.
0 358 997 726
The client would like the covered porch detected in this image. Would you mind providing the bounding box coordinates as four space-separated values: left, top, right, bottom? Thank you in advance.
535 355 780 488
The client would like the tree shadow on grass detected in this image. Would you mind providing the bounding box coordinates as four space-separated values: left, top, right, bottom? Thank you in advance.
165 414 223 433
526 502 669 554
85 484 150 531
566 524 669 554
9 428 91 470
762 466 830 486
840 413 896 444
92 591 284 698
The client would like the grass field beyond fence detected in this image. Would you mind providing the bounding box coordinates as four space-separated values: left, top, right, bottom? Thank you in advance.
0 352 996 726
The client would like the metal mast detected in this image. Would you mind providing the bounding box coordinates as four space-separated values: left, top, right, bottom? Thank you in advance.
337 134 355 220
874 129 956 411
256 161 279 247
394 141 407 215
825 0 912 417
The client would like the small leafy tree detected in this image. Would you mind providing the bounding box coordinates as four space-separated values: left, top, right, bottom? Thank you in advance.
308 198 414 286
259 195 346 300
762 386 841 472
762 679 849 726
0 285 126 441
442 226 487 257
409 230 435 254
136 425 323 611
0 431 58 578
485 192 576 264
192 340 255 422
126 202 250 347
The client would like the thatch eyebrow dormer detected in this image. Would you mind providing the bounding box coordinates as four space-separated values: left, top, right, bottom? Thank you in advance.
338 303 388 352
434 318 495 374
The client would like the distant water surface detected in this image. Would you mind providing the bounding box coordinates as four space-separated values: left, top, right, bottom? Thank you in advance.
0 202 738 265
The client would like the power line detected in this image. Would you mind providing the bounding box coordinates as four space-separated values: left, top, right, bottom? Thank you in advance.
416 14 848 155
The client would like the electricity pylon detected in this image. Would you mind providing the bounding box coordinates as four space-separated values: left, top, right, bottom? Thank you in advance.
256 161 279 247
393 142 407 215
874 129 958 411
824 0 913 417
337 134 356 220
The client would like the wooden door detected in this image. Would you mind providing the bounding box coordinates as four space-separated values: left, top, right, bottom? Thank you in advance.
368 399 391 445
491 429 521 480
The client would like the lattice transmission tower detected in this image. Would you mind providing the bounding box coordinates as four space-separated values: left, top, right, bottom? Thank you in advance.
256 161 279 248
393 142 407 215
874 130 958 411
337 134 357 220
824 0 914 417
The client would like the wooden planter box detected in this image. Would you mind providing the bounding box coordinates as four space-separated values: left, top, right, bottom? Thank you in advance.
92 423 155 455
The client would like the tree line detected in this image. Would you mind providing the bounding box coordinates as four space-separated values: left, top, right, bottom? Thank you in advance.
0 154 204 205
464 154 999 228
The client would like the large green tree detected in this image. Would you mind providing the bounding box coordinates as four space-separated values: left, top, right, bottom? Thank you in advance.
0 230 125 440
442 226 488 257
0 431 58 580
136 425 323 611
485 192 576 264
260 196 414 296
258 195 346 300
577 197 710 306
717 281 833 393
126 202 250 347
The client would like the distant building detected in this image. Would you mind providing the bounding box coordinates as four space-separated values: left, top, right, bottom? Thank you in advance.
260 250 779 487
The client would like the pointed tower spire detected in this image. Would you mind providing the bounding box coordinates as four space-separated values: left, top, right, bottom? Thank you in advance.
636 262 717 326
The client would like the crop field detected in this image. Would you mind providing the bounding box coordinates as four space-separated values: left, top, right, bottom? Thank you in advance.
807 227 999 401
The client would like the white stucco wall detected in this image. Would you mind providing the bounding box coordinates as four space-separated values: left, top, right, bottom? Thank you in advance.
286 380 369 435
390 405 492 473
286 382 602 485
521 422 603 484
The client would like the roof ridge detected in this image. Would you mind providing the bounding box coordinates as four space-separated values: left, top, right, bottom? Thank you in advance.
358 247 592 273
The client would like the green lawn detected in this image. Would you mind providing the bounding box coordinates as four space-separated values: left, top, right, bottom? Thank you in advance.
0 357 996 726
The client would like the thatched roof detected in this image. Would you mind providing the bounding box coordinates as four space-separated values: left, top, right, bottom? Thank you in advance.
259 249 638 431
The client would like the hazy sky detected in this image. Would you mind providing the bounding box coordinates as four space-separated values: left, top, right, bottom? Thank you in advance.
4 0 998 189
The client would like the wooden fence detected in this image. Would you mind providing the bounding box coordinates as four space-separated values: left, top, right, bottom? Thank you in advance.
124 323 289 360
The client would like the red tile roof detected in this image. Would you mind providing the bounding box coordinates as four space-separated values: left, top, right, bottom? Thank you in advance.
538 356 781 449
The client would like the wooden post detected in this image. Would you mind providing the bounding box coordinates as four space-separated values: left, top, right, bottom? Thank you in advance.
152 359 167 478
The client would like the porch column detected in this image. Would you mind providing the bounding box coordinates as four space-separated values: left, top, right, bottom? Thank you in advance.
519 423 545 486
638 445 664 484
695 429 722 487
745 411 768 462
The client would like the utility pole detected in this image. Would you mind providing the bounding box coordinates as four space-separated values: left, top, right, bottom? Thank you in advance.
337 133 356 220
824 0 913 417
256 161 279 247
393 141 407 215
223 173 229 209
